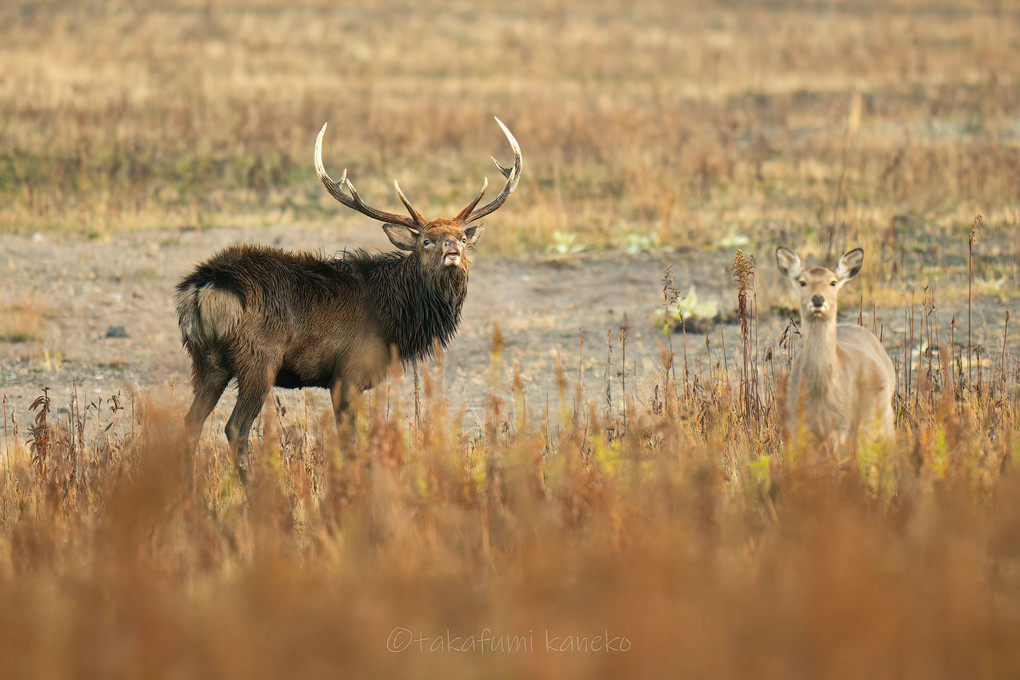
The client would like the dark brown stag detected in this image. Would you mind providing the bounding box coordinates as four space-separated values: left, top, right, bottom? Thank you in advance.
175 117 522 482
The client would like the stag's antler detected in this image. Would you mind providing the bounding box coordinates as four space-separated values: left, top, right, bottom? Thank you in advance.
314 124 425 231
314 117 522 229
455 117 523 224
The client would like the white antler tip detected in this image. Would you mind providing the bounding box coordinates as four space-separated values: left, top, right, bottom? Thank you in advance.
314 123 330 179
492 117 521 160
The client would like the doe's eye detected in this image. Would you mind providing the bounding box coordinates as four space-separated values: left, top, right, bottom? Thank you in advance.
830 281 837 287
799 281 807 287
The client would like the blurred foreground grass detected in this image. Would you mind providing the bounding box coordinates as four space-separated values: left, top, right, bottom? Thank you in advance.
1 316 1019 677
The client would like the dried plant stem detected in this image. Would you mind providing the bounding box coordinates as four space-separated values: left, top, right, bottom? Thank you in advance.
968 214 982 388
661 266 677 384
620 318 628 430
730 250 757 419
680 309 690 394
1000 311 1011 392
605 328 614 422
413 362 421 435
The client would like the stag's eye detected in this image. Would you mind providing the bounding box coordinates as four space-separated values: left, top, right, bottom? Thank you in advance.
461 237 467 244
830 281 837 287
423 239 432 247
799 281 807 287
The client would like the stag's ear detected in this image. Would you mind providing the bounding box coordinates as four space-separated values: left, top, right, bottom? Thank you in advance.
835 248 864 283
382 224 418 251
775 247 803 280
464 223 485 248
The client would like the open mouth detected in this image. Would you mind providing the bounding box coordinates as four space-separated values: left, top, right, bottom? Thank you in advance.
443 250 461 266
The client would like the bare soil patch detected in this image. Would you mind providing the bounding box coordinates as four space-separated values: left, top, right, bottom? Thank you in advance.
0 226 1015 431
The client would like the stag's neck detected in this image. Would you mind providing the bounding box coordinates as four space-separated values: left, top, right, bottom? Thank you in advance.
797 316 840 395
368 255 468 363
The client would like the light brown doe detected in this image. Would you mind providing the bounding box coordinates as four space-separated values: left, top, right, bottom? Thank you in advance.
775 247 896 454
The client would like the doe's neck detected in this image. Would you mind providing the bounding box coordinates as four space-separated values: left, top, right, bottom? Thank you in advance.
798 314 840 385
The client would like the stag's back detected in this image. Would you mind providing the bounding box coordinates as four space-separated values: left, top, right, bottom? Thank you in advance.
175 244 388 388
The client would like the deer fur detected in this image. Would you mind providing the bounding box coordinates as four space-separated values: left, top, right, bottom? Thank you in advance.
775 247 896 454
177 118 521 483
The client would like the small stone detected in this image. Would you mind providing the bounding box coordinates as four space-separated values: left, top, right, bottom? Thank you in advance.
105 326 129 339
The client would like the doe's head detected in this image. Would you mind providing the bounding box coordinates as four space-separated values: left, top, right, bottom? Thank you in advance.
775 247 864 321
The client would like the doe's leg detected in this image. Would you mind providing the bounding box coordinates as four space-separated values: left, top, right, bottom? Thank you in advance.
881 395 897 442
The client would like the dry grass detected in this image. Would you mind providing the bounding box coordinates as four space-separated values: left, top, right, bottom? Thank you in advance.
0 300 47 343
2 1 1019 676
0 0 1017 255
1 281 1019 677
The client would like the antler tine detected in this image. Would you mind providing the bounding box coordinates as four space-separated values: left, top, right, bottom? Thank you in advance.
393 180 427 226
492 156 514 179
459 116 523 225
455 177 488 222
314 123 422 230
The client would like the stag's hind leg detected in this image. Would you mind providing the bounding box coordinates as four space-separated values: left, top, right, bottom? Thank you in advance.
225 368 273 485
184 356 231 444
179 356 231 494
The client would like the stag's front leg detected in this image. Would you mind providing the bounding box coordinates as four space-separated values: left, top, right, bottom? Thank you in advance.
225 371 272 485
330 379 359 457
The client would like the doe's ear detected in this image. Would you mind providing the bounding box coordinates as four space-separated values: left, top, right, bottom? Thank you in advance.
464 223 485 248
835 248 864 283
775 247 803 280
382 224 418 251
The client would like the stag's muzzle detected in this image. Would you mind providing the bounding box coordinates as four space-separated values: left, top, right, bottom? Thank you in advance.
443 247 461 266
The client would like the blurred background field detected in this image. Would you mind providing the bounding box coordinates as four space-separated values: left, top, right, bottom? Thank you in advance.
1 0 1019 677
0 0 1016 256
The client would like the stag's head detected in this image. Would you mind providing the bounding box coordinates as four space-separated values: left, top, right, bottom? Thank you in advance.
314 117 522 276
775 247 864 323
378 218 483 273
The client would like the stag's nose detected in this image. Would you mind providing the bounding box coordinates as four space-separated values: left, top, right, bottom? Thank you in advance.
811 295 825 308
442 238 463 266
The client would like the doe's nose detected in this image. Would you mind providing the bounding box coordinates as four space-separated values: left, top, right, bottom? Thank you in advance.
811 295 825 307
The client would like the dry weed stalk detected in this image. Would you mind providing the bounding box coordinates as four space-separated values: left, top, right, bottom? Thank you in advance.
0 316 1016 676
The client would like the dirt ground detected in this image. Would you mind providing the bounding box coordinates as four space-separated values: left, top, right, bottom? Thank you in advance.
0 225 1014 435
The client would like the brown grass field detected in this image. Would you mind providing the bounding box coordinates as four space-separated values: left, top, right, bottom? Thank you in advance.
1 0 1019 677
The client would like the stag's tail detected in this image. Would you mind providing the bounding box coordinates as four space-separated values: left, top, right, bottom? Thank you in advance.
174 283 243 355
